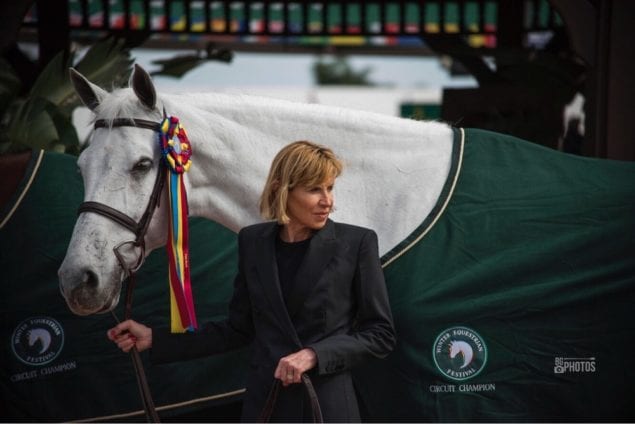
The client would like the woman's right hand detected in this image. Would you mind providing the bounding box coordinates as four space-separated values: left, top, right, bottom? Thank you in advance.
107 319 152 353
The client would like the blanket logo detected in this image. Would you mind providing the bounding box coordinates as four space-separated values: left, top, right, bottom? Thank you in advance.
433 326 488 381
11 316 64 366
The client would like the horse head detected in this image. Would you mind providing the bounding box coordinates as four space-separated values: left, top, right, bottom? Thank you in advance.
28 328 52 354
449 340 473 369
59 65 169 315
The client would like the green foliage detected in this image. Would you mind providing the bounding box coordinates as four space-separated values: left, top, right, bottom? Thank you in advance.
312 56 375 86
151 47 233 78
0 59 21 115
151 54 206 78
0 37 133 155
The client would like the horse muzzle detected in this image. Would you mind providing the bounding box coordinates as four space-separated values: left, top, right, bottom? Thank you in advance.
58 263 122 315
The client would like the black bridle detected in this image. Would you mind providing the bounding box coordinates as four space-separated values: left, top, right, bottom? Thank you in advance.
79 116 164 423
79 117 166 264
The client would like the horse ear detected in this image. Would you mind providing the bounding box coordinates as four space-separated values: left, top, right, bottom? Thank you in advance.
69 68 108 111
130 64 156 110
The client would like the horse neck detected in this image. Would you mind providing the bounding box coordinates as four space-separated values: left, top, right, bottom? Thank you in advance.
160 93 454 254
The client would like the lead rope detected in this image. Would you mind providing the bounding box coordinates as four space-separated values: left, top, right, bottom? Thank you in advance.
87 113 182 423
111 270 161 423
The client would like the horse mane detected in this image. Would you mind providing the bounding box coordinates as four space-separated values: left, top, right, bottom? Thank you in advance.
161 89 451 141
92 84 450 138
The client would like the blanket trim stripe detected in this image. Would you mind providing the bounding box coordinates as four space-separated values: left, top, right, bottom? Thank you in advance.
0 149 44 230
381 127 465 268
74 388 246 422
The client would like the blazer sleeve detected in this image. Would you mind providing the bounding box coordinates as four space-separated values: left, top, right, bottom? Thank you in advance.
308 229 396 375
151 229 254 364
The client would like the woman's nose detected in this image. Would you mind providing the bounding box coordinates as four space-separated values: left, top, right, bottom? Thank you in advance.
319 192 333 206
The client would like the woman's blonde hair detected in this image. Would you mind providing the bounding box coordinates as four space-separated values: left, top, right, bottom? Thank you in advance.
259 140 343 224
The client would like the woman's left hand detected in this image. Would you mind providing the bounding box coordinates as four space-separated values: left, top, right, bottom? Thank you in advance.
274 348 317 386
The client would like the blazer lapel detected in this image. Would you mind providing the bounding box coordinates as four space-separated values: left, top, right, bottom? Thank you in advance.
286 219 337 319
254 222 302 346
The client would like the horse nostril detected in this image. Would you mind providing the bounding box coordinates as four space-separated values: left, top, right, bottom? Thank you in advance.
83 270 99 289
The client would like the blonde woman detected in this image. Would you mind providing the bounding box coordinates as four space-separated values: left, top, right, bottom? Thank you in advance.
108 141 395 422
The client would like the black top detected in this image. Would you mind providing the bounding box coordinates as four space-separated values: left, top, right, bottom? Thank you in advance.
275 234 311 305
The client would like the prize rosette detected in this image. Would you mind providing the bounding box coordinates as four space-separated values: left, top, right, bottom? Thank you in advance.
160 116 192 174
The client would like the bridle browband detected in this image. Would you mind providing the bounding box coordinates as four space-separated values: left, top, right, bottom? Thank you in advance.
95 117 161 132
78 115 165 423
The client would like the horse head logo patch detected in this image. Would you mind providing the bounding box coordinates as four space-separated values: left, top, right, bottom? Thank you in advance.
27 328 52 354
449 340 474 369
12 317 64 366
433 326 488 381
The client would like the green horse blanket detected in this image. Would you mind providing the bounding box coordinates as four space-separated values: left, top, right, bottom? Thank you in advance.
1 128 634 421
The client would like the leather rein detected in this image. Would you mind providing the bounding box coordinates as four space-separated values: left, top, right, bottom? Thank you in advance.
78 116 165 422
258 374 323 423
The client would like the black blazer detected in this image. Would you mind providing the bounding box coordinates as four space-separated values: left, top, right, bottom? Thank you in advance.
152 219 396 422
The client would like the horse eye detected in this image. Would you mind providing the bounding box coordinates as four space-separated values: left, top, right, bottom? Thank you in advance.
132 158 153 173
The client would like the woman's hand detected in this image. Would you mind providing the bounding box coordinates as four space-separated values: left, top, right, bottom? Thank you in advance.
274 348 317 386
107 319 152 353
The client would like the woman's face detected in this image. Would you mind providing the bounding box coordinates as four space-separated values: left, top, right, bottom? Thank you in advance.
285 176 335 238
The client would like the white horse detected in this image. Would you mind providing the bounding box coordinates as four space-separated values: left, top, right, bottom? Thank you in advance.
53 63 635 421
58 64 457 315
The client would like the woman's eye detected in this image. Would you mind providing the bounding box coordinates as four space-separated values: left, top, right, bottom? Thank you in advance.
132 158 153 173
